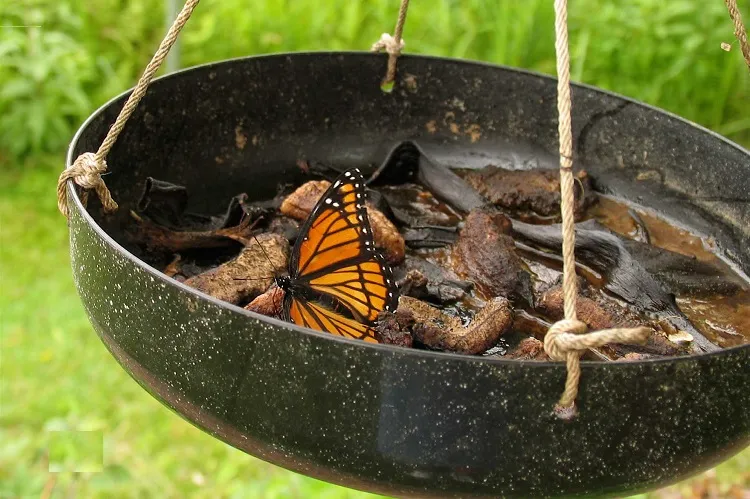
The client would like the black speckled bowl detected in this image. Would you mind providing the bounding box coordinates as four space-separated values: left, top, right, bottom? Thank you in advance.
65 53 750 498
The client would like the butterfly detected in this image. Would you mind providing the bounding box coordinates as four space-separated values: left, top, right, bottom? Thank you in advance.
275 167 399 342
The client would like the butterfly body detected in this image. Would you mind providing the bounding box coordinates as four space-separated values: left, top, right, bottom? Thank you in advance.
276 168 399 342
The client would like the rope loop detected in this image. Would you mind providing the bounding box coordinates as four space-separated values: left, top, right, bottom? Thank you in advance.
371 33 406 55
57 153 118 218
544 320 651 418
370 0 410 86
56 0 201 218
544 319 587 361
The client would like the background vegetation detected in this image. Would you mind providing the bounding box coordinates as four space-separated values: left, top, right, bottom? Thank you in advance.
1 0 748 497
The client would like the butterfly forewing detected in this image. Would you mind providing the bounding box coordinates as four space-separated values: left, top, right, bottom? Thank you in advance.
294 171 369 277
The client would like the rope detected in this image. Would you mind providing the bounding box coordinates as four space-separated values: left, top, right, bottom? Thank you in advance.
544 320 651 413
57 0 201 218
544 0 652 419
724 0 750 70
371 0 410 86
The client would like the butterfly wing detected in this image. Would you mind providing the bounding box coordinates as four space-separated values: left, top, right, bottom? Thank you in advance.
284 168 399 338
284 292 378 343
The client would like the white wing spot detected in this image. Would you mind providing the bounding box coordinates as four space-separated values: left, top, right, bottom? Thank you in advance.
344 171 351 177
325 198 332 204
356 193 362 199
354 183 360 188
332 202 340 208
358 215 364 221
334 181 341 187
362 228 368 234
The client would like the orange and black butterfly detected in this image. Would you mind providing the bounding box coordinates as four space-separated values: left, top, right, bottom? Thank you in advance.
275 168 399 342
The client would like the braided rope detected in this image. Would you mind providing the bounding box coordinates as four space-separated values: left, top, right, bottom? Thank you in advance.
57 0 201 217
544 0 653 419
724 0 750 70
370 0 410 86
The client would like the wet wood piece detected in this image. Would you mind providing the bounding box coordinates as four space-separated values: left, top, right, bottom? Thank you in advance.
511 219 719 353
394 296 513 354
245 286 285 317
458 166 596 220
506 337 550 361
183 233 289 305
537 286 689 357
614 230 747 297
127 210 259 254
377 184 462 228
402 226 459 249
374 309 415 347
393 255 473 305
453 208 534 306
366 141 486 213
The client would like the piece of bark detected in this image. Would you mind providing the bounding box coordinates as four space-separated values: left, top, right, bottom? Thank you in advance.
538 287 615 331
137 177 251 231
245 286 285 317
184 233 288 305
453 208 534 305
375 309 415 347
393 256 472 305
402 226 459 248
377 184 462 228
163 254 186 281
128 210 258 253
506 337 550 361
397 296 513 354
280 180 330 220
280 180 406 264
459 166 595 219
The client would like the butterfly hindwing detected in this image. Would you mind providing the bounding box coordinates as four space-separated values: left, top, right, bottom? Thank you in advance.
286 294 378 343
306 251 396 322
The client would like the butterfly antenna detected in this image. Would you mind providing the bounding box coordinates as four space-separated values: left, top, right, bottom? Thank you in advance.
253 232 278 272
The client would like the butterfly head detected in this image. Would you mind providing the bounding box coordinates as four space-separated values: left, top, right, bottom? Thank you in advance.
275 274 292 291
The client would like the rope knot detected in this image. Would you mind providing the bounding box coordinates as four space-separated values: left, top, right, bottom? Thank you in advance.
371 33 406 55
544 319 587 361
57 152 118 218
71 152 107 189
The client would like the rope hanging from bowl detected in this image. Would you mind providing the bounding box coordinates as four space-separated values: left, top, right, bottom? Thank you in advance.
544 0 650 419
724 0 750 70
370 0 410 86
56 0 202 218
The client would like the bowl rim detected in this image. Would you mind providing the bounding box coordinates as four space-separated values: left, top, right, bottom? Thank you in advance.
65 50 750 367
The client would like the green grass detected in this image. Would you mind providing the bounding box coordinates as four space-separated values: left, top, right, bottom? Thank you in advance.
1 0 749 496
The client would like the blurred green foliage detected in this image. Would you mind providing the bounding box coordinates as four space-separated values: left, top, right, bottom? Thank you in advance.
0 0 748 165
